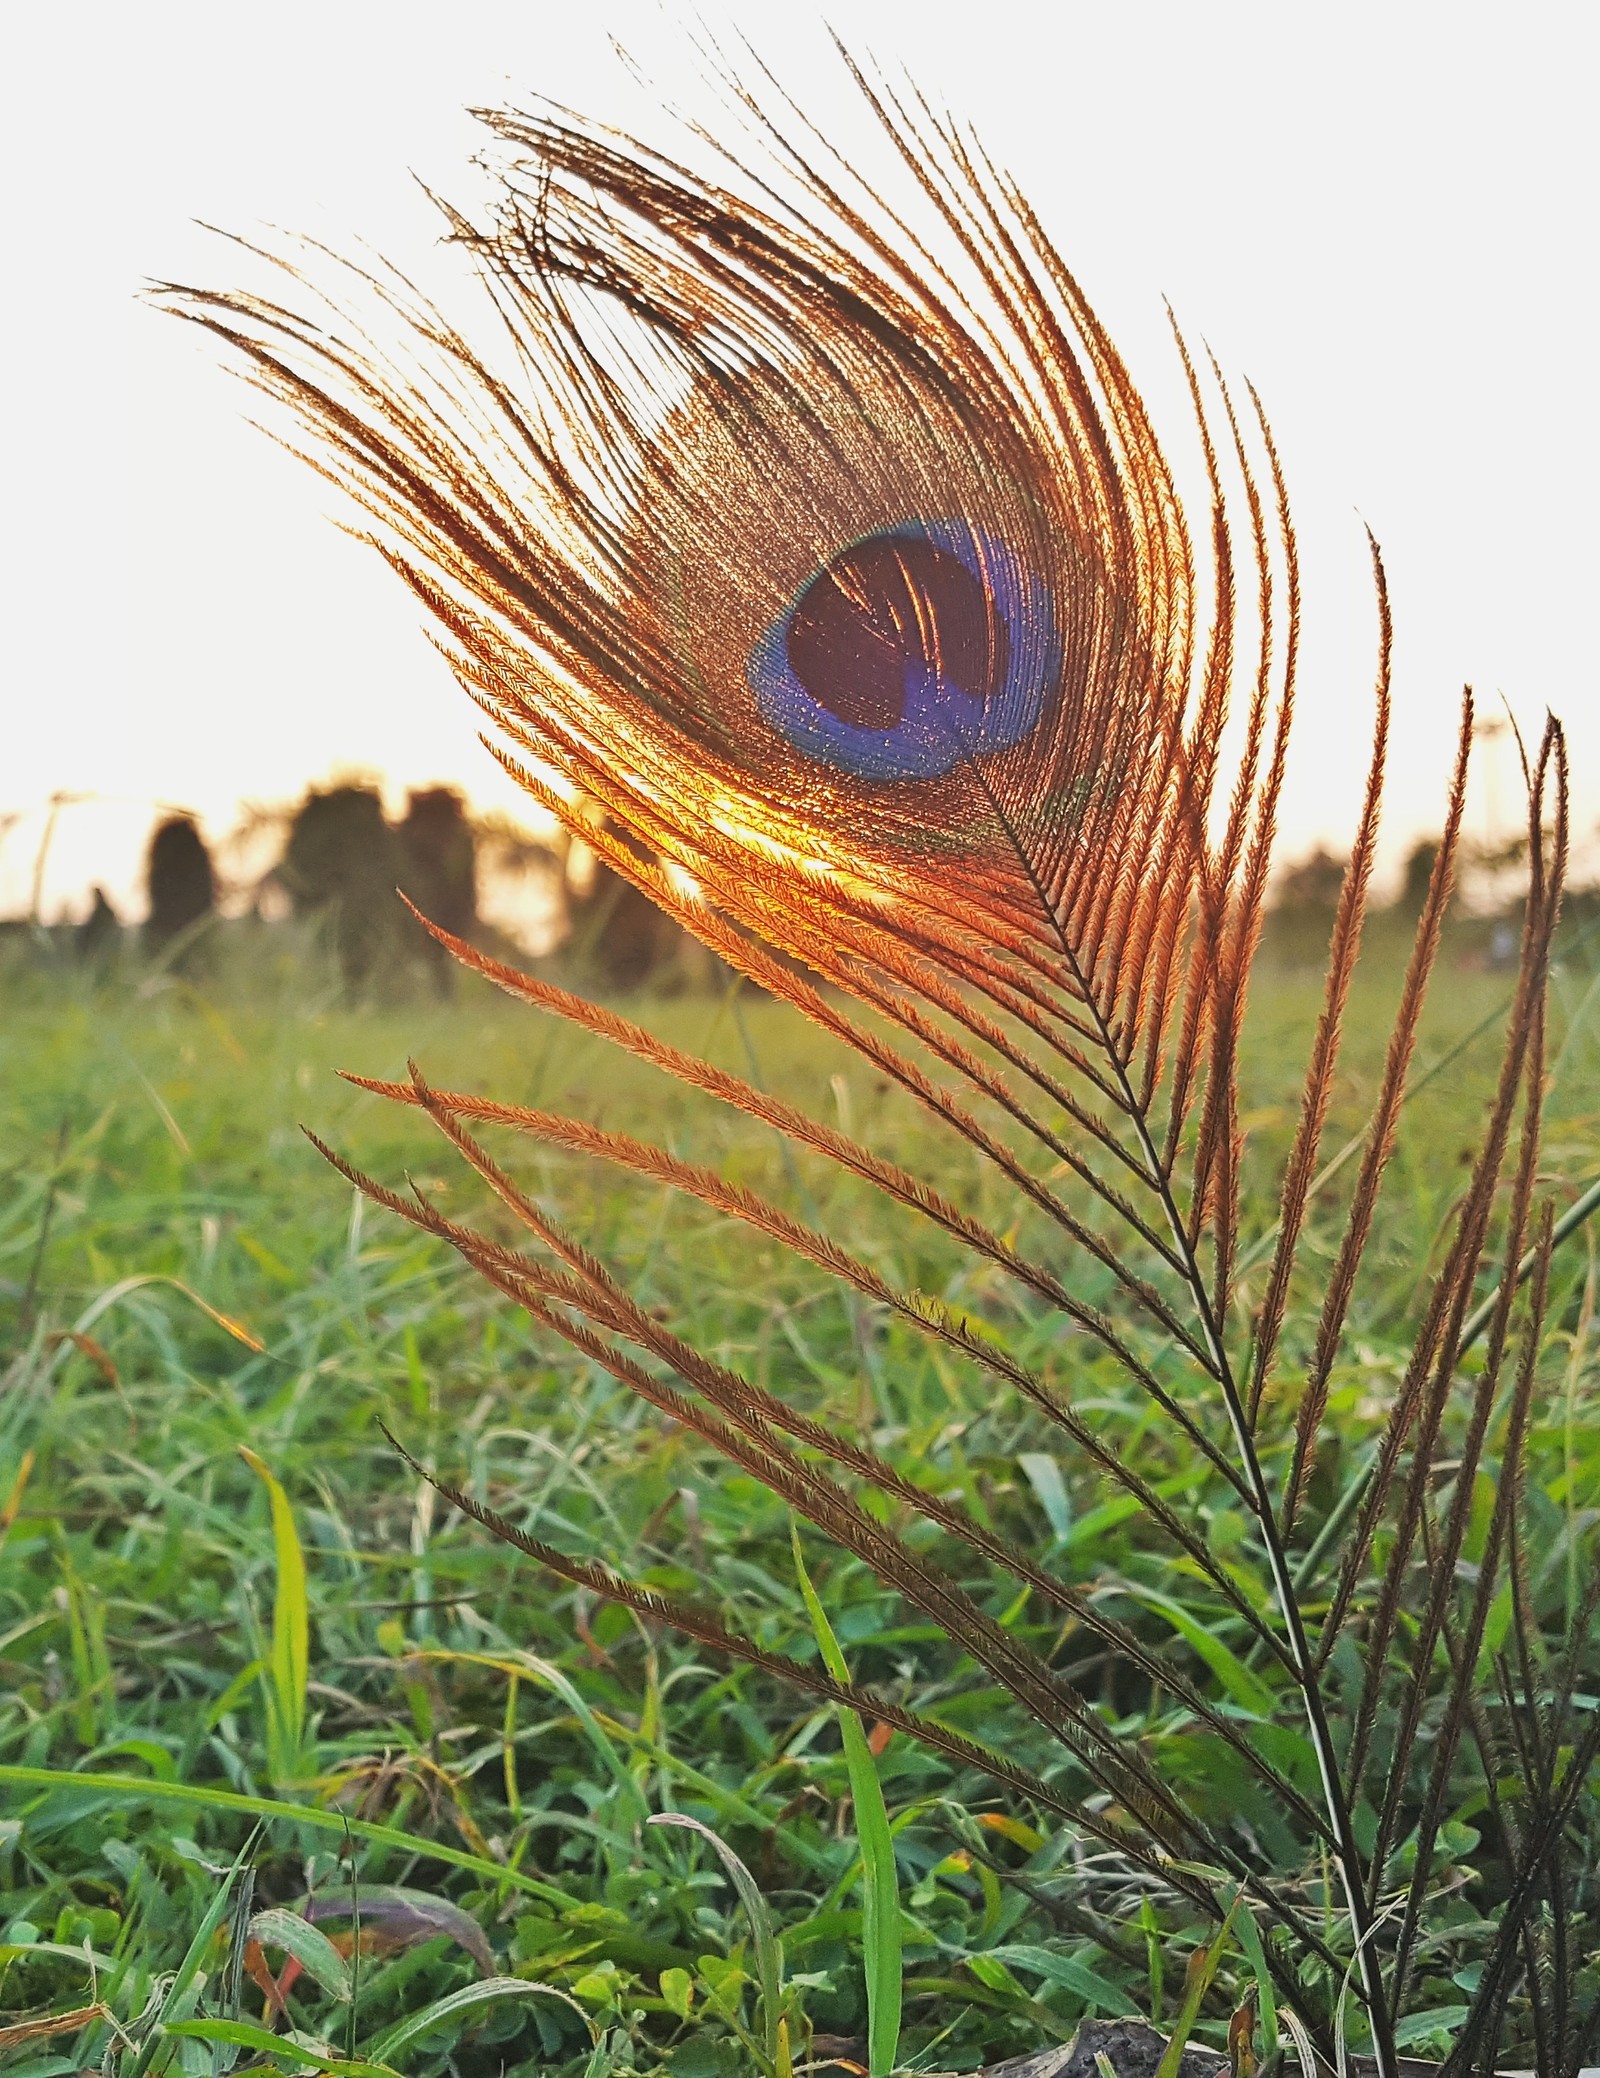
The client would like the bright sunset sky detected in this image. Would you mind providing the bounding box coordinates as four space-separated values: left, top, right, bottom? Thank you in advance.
4 1 1594 920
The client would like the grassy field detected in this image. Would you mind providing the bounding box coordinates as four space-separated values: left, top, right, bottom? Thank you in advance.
2 919 1597 2075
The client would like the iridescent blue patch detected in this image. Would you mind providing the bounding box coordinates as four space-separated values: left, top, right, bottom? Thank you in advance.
747 519 1057 781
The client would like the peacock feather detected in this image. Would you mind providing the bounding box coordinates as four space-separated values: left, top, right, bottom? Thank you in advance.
159 54 1591 2078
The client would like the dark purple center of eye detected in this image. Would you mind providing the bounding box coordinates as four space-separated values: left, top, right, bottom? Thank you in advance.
785 537 1009 730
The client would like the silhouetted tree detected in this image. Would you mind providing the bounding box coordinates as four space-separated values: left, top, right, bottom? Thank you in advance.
577 860 674 987
76 887 121 965
145 816 217 957
398 787 478 994
566 826 705 990
280 784 407 994
1269 846 1348 966
1393 836 1442 922
1276 847 1347 912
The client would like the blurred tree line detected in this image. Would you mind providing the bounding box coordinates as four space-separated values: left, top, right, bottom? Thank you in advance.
31 797 1596 993
57 781 708 997
1264 830 1592 969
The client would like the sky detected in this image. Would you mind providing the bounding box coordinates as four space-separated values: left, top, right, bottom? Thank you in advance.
3 0 1595 922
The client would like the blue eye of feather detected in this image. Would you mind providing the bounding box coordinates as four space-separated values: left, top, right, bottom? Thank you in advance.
747 520 1057 781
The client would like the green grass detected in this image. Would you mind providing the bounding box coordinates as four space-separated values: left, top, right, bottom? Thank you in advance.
2 920 1597 2075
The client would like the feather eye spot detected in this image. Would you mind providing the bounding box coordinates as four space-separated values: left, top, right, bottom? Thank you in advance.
787 535 1007 730
747 522 1058 781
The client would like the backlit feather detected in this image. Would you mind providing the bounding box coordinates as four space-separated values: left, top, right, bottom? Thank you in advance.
158 56 1583 2078
163 80 1247 1153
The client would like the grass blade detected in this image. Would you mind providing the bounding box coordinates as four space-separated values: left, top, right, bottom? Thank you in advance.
246 1907 353 2004
0 1765 581 1908
240 1446 308 1783
128 1823 260 2078
980 1944 1137 2016
648 1813 784 2073
1457 1171 1600 1353
368 1977 596 2064
1154 1889 1241 2078
162 2019 395 2078
1234 1903 1280 2058
1279 2005 1320 2074
793 1525 902 2078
